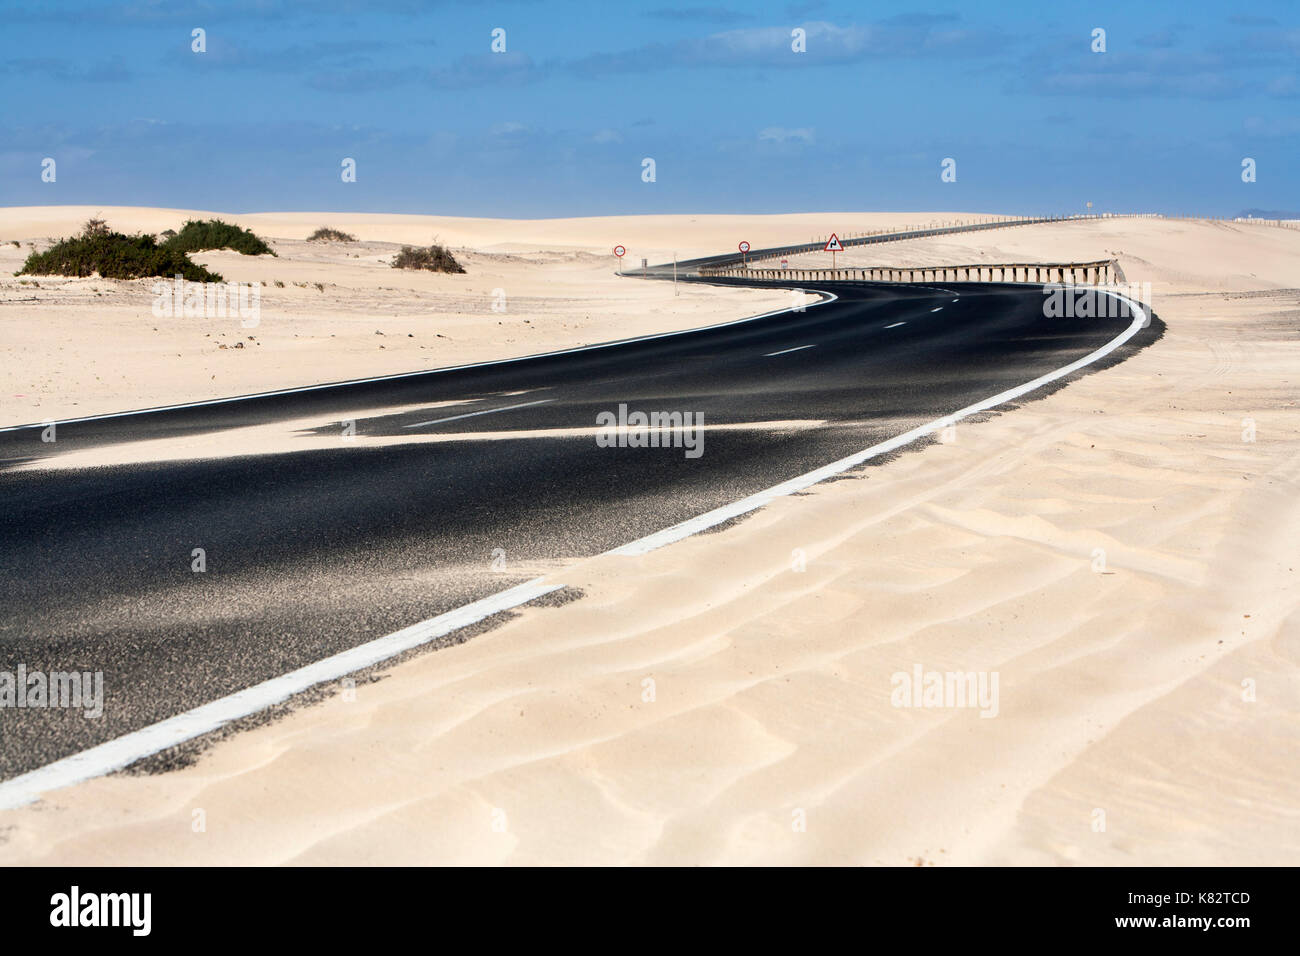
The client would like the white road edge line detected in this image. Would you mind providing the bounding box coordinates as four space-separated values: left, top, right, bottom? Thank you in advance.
0 286 1148 807
0 578 564 809
0 293 838 434
610 288 1148 557
0 288 844 807
404 399 552 429
764 344 816 357
884 321 907 329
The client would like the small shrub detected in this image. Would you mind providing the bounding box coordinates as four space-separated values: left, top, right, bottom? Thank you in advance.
391 243 465 274
17 231 222 282
164 219 276 256
82 216 111 238
307 226 356 242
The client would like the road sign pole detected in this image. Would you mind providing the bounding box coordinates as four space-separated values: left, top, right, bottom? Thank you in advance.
823 232 844 270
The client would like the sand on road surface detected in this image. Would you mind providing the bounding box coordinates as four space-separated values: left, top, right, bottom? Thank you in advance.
1 211 1297 865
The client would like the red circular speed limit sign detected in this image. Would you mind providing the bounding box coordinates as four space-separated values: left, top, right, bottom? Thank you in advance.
738 241 751 253
613 245 626 258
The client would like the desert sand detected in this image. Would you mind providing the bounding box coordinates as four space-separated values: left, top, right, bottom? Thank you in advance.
0 207 1090 426
10 206 959 425
778 214 1300 294
0 212 1297 865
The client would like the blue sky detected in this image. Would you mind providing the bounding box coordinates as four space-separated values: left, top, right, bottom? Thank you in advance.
1 0 1297 217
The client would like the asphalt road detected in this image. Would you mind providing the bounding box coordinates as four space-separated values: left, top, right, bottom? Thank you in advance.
0 277 1159 780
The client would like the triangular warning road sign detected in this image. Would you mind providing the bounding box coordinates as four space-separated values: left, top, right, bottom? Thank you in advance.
824 233 844 252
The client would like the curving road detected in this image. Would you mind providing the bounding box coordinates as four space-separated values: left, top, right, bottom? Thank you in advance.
0 276 1158 792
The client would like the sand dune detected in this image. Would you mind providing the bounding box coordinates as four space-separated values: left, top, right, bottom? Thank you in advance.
781 216 1300 294
5 206 867 425
0 211 1296 865
0 205 990 260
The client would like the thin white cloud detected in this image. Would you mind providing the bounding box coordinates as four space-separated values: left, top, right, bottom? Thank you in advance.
758 126 814 144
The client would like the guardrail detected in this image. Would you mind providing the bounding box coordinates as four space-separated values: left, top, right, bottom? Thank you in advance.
633 211 1294 282
1229 217 1300 230
637 212 1177 278
675 215 1066 276
741 215 1060 269
700 258 1122 285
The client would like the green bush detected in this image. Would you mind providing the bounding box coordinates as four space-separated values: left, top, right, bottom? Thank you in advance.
82 216 111 238
164 218 276 256
391 243 464 274
307 227 356 242
18 231 223 282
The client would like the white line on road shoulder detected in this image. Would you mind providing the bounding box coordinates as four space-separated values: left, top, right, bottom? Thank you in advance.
610 288 1148 556
0 284 1150 807
0 294 839 433
404 399 552 429
764 344 817 357
0 288 846 806
0 578 564 809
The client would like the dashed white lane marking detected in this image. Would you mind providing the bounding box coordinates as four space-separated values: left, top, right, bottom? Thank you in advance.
0 290 854 807
765 344 817 357
0 293 839 434
0 577 564 809
404 399 552 429
0 283 1152 808
884 321 907 329
930 307 943 312
952 298 960 302
611 287 1148 557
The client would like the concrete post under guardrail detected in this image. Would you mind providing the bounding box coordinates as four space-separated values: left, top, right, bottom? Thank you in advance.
699 259 1121 285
